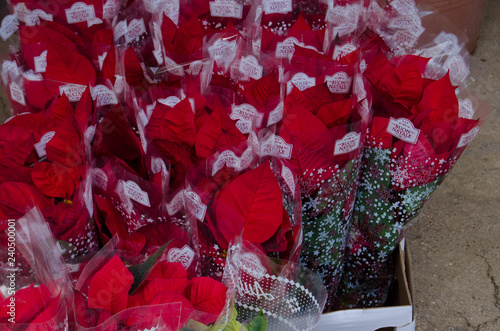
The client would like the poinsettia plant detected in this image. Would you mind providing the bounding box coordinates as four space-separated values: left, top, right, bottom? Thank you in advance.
186 139 302 281
273 41 371 310
74 236 230 330
335 41 492 308
0 207 71 330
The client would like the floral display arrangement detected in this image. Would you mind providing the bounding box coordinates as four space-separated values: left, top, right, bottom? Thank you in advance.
0 0 491 329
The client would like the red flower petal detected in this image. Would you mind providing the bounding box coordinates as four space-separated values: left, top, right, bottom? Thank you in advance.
26 295 61 329
0 284 52 324
19 25 78 71
94 106 147 177
142 278 189 301
162 16 203 57
240 71 281 109
279 90 331 179
43 94 74 124
31 162 78 198
194 107 246 159
88 254 134 315
0 182 52 220
315 97 353 128
148 262 187 281
214 161 283 244
45 118 83 168
0 125 36 168
153 292 194 329
183 277 227 315
413 73 458 122
44 49 96 95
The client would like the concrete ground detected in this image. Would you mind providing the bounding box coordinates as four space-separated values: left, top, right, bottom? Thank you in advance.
408 1 500 330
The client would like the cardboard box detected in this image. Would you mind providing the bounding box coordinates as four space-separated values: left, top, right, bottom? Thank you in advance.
416 0 486 53
317 241 414 331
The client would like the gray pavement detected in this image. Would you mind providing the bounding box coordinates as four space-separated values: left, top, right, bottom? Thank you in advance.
408 1 500 330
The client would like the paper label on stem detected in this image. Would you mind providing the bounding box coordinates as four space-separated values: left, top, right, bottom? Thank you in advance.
388 14 425 37
386 117 420 144
167 245 195 269
167 190 185 216
34 50 48 73
159 96 182 108
281 164 295 197
325 71 353 94
275 37 304 59
445 55 469 85
287 73 315 94
187 60 203 76
185 190 207 221
333 22 357 38
231 59 250 82
252 38 262 56
2 61 20 86
393 30 419 47
260 134 293 159
65 2 96 24
239 147 253 170
234 120 251 134
92 85 118 107
125 18 147 44
208 39 237 69
13 3 29 23
34 131 56 158
84 175 93 217
210 0 243 19
389 0 417 14
267 102 284 126
230 103 264 127
87 17 103 27
123 180 151 207
333 43 357 60
353 74 366 101
239 55 263 80
92 168 108 191
151 156 169 177
114 20 128 41
9 82 25 105
114 75 124 94
273 135 293 159
459 99 475 119
84 125 96 148
334 132 361 155
164 56 185 76
0 15 18 41
358 99 370 118
263 0 292 14
103 0 119 19
98 52 107 70
27 9 52 27
236 252 266 280
457 126 480 148
160 0 180 26
59 84 87 102
22 69 42 81
212 150 242 176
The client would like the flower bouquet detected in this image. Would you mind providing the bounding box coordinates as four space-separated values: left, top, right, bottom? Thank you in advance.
0 207 71 330
73 235 231 330
334 27 492 308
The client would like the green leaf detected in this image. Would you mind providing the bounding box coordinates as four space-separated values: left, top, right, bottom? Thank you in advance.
247 311 266 331
128 241 171 294
220 307 247 331
180 319 211 331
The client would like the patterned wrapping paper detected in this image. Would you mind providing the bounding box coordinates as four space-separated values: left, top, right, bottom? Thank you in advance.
333 50 492 308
